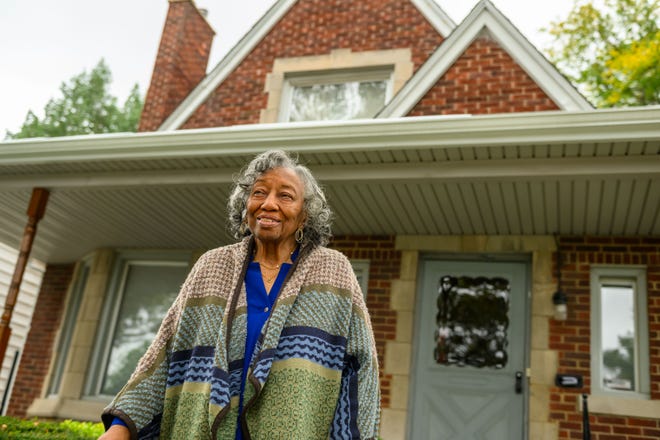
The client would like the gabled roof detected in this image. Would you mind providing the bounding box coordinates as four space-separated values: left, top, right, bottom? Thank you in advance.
378 0 592 118
157 0 456 131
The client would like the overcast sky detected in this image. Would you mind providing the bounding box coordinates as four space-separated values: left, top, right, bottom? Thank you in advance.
0 0 577 137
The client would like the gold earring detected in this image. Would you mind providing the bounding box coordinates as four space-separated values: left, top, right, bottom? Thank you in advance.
295 227 304 243
240 220 249 235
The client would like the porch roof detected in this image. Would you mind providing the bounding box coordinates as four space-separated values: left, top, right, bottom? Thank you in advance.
0 107 659 263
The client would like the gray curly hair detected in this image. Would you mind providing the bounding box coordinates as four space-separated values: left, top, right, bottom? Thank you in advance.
227 149 333 247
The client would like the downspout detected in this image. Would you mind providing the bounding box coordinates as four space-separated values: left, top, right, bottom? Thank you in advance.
0 187 49 368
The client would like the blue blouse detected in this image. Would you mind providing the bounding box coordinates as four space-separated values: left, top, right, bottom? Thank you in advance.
236 255 294 439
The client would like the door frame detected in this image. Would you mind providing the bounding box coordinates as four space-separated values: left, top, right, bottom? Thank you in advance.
407 252 532 440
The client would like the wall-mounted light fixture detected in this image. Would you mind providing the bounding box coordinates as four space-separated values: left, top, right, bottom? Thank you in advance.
553 288 568 321
553 234 567 321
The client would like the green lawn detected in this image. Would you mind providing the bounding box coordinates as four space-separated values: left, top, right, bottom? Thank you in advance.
0 416 104 439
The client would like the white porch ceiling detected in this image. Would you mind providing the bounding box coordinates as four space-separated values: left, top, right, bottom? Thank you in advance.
0 108 658 263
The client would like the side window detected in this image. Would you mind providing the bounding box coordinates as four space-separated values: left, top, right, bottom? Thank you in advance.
590 266 649 398
351 259 370 300
85 252 190 397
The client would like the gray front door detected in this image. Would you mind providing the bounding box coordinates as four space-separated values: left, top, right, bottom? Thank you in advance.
410 259 529 440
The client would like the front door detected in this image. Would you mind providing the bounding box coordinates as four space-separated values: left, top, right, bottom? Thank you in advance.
410 259 529 440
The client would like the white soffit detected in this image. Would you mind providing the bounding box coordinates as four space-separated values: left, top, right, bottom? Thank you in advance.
378 0 593 119
1 107 659 168
158 0 455 131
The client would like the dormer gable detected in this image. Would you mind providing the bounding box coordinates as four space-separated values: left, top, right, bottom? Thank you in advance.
378 0 592 118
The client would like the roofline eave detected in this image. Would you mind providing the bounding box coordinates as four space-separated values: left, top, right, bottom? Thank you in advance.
0 107 658 165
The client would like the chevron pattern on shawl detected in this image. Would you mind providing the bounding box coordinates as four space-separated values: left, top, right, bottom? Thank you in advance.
166 345 234 408
250 325 346 383
330 354 360 438
167 346 214 387
276 326 346 368
228 359 243 397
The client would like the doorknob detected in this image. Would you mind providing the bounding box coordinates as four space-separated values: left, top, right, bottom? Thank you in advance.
515 371 523 394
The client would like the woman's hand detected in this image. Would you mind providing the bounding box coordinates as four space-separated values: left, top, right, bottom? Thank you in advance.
98 424 130 440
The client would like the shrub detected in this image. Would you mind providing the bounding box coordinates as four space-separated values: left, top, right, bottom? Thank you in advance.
0 416 104 439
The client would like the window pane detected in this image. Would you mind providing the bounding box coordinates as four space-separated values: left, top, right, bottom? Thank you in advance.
350 260 370 299
289 80 386 122
435 275 510 369
600 283 636 391
100 263 188 395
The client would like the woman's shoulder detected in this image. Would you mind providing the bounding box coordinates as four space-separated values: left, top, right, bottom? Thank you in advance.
308 245 351 266
178 240 249 298
303 245 358 288
197 239 249 262
188 239 249 278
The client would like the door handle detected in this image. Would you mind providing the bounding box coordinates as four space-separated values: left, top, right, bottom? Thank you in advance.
515 371 523 394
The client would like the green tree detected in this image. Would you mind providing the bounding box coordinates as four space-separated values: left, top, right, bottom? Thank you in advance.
603 334 635 389
6 59 143 139
544 0 660 107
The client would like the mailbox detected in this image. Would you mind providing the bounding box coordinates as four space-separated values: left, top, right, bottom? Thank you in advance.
555 374 583 388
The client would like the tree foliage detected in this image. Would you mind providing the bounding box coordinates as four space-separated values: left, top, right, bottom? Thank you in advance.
6 59 143 139
603 334 635 389
544 0 660 107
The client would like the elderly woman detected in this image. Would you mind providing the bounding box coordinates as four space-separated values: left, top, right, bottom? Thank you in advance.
100 150 380 440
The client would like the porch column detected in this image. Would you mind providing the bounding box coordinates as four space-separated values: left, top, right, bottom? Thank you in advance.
0 188 49 367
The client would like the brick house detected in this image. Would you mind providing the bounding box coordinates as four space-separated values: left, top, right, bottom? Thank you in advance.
0 0 659 438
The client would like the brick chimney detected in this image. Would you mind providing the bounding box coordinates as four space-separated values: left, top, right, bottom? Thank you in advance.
138 0 215 132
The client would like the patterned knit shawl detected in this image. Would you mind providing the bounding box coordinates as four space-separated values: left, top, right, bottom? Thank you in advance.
102 237 380 439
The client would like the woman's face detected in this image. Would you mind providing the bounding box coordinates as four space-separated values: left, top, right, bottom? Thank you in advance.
246 167 306 248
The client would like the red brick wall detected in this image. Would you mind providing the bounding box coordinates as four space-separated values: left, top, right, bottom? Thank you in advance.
551 236 660 439
331 235 400 409
181 0 444 129
138 0 214 132
7 264 73 417
409 37 560 115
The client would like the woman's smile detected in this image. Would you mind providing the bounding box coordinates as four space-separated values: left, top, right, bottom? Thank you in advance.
257 215 280 227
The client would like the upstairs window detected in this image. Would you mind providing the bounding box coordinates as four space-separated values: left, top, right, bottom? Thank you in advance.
280 69 392 122
261 48 413 124
590 266 649 398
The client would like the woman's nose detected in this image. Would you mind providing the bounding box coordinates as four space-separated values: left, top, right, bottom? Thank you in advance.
261 191 278 209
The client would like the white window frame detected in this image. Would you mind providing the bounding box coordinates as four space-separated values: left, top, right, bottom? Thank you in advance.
84 250 191 398
590 265 650 399
278 67 394 122
47 257 92 396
